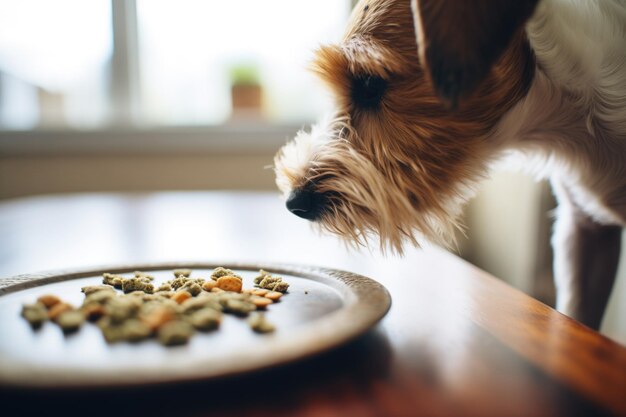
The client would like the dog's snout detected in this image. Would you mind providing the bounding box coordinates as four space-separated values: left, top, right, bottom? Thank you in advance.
286 188 325 220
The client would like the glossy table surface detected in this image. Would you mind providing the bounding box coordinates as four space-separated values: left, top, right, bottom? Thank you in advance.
0 192 624 417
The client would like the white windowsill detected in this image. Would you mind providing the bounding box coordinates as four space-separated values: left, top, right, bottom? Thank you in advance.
0 123 305 156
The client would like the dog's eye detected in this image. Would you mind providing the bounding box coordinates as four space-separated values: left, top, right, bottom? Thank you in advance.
351 75 387 109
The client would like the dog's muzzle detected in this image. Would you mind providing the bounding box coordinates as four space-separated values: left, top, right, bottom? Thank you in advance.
285 187 327 221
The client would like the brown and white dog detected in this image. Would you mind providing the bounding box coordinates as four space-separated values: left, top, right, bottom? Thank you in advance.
274 0 626 329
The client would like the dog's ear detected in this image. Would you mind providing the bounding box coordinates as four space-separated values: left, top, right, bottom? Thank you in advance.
413 0 539 109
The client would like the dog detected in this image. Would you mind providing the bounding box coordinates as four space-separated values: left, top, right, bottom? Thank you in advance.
274 0 626 330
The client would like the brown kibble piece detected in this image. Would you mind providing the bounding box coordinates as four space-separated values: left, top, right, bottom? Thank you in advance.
171 290 192 304
37 294 61 309
250 296 273 308
216 276 243 293
82 304 106 321
251 288 269 296
264 291 283 301
48 302 73 321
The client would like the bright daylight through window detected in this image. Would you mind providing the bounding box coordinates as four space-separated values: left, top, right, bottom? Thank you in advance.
0 0 350 130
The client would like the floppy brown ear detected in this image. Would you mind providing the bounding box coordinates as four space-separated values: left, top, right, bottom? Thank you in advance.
413 0 539 108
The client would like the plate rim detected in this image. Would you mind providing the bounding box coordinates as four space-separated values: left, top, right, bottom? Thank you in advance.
0 262 391 389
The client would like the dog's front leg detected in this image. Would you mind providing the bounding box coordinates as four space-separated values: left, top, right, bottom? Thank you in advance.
551 181 622 330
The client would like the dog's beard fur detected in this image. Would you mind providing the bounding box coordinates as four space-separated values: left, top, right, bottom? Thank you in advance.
274 0 534 253
275 114 489 252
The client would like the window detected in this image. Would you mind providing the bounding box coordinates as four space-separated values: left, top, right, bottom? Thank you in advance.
0 0 112 129
0 0 351 130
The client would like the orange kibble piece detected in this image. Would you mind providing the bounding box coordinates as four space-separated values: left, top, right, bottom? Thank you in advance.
250 296 273 308
37 294 61 309
216 276 243 293
172 290 192 304
202 280 217 291
210 287 224 293
141 307 174 331
264 291 283 301
48 302 73 321
251 289 269 296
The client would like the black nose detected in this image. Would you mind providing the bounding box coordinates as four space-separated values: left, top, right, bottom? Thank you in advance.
286 188 325 220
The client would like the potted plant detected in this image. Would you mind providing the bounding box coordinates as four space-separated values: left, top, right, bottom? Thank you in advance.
229 63 263 119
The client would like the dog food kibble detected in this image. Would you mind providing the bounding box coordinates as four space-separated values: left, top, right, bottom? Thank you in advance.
254 270 289 293
20 267 290 346
216 276 243 292
102 273 124 288
265 291 283 301
56 310 85 333
202 280 217 291
122 278 154 294
134 271 154 281
37 294 61 309
48 302 73 321
172 289 192 304
180 281 202 296
21 303 48 328
172 268 192 278
158 320 194 346
249 295 273 308
81 285 116 295
187 308 222 331
82 304 107 321
211 267 240 281
248 313 275 334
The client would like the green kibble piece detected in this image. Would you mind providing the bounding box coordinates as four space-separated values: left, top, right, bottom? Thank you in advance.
21 303 48 328
270 281 290 293
156 291 174 299
100 323 125 344
122 278 154 294
107 297 141 324
81 285 116 295
210 267 240 281
173 268 192 278
82 291 115 307
120 319 152 342
170 277 187 290
133 271 154 281
158 321 194 346
223 299 256 316
253 269 271 285
157 283 172 292
103 273 125 289
56 310 85 333
181 296 222 314
248 313 275 334
187 308 222 331
181 281 202 296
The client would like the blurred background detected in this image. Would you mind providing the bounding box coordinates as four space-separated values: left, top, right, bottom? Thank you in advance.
0 0 623 343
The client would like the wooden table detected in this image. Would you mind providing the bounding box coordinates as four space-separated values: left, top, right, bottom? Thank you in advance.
0 192 624 417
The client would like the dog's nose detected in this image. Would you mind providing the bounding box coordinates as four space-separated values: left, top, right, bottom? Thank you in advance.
286 188 323 220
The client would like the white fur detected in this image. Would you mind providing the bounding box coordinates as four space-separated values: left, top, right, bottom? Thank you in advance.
274 115 335 196
491 0 626 327
493 0 626 226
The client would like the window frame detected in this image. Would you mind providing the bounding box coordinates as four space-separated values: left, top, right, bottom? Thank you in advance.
0 0 328 155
